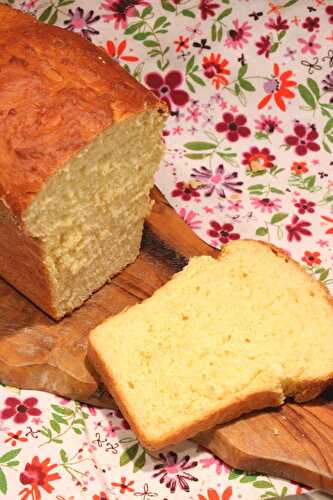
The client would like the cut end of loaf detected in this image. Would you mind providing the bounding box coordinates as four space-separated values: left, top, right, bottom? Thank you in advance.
23 109 166 319
88 239 333 450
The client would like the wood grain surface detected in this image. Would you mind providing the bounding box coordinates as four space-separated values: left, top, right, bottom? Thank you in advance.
0 187 332 492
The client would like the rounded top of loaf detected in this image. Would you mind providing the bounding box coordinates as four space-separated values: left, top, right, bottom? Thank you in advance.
0 5 166 216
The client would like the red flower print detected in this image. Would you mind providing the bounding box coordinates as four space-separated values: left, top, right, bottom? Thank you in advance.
265 15 289 31
106 40 139 62
198 486 233 500
302 16 320 32
225 20 252 49
111 477 134 494
144 70 189 111
302 251 321 266
153 451 198 493
199 0 219 20
286 215 312 242
19 456 60 500
256 35 272 58
101 0 150 29
285 124 320 156
291 161 308 174
208 221 240 244
174 35 190 52
172 181 201 201
242 146 275 170
4 430 28 446
258 63 297 112
321 215 333 235
294 198 316 215
327 6 333 24
202 54 230 89
92 492 109 500
215 112 250 142
1 397 41 424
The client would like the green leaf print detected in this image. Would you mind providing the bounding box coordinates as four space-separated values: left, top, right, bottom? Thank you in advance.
60 449 68 464
0 449 21 464
0 469 7 495
253 480 275 488
256 227 269 236
307 78 320 100
228 469 242 479
184 141 216 151
271 213 288 224
240 474 258 483
298 84 316 110
133 450 146 472
181 9 196 18
120 443 139 466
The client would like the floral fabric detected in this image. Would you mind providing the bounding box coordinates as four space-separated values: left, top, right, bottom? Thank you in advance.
0 0 332 497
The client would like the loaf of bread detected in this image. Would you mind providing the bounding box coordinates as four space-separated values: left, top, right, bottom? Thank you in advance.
89 239 333 451
0 5 167 319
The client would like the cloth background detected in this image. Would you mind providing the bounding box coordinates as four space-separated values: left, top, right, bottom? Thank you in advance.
0 0 332 498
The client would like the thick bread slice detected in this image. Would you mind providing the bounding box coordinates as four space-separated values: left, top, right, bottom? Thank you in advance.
88 240 333 451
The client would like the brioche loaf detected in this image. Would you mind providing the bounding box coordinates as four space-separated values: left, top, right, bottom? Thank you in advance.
0 5 167 319
89 240 333 451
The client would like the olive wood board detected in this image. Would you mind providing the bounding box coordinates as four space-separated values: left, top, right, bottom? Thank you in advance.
0 187 332 493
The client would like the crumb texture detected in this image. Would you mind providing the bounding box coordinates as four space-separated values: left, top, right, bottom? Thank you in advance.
89 240 333 448
24 110 165 318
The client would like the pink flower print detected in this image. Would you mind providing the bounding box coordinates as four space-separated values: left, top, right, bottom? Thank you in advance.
265 15 289 31
285 124 320 156
254 115 283 134
251 197 282 213
186 22 203 40
153 451 198 493
179 208 202 230
199 456 230 475
225 20 252 49
103 421 121 438
227 199 244 211
64 7 100 40
1 397 41 424
294 198 316 215
298 34 321 55
185 105 202 123
101 0 150 29
172 126 183 135
208 221 240 245
191 164 243 198
215 112 251 142
144 71 189 112
286 215 312 242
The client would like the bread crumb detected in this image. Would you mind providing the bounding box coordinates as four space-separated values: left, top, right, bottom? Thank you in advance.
273 428 279 436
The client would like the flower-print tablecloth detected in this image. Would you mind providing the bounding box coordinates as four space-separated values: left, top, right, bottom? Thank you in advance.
0 0 332 498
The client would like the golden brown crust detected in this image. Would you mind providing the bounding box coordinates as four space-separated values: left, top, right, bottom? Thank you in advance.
0 201 57 317
0 5 166 216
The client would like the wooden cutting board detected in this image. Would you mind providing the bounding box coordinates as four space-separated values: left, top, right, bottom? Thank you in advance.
0 187 332 493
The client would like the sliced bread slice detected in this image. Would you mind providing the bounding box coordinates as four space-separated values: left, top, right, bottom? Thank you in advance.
88 240 333 451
